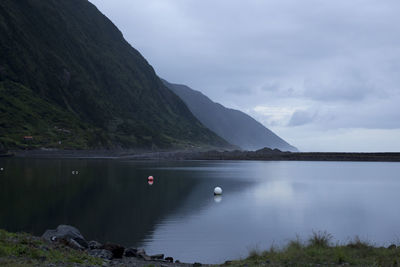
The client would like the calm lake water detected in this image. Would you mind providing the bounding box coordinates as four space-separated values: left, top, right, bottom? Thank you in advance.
1 159 400 263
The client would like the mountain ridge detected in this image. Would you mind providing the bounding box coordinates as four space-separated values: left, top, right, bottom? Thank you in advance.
0 0 230 150
163 80 298 152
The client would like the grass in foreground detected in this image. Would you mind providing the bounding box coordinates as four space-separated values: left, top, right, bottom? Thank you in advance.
2 229 400 266
0 229 102 266
226 231 400 266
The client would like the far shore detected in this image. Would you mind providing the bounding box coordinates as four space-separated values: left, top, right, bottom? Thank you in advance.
4 148 400 162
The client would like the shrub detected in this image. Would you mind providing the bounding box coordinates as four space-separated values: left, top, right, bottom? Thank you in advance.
346 236 371 249
308 230 332 248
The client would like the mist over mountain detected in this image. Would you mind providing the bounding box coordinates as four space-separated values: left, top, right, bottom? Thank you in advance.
163 80 298 152
0 0 230 149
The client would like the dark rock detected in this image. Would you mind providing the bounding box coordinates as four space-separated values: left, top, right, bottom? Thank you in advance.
135 248 151 260
124 247 138 257
66 238 86 250
165 257 173 263
42 225 88 250
193 262 202 266
388 244 397 249
137 252 151 261
88 249 113 260
150 254 164 260
88 240 103 250
102 243 125 259
224 261 232 265
137 248 146 254
175 260 181 263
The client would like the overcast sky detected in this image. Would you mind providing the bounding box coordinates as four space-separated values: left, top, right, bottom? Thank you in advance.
90 0 400 152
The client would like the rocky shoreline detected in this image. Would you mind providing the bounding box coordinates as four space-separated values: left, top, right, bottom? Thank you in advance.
41 225 204 267
2 226 400 266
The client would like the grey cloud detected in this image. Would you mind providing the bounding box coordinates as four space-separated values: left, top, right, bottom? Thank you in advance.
225 86 252 95
261 83 279 92
89 0 400 151
261 82 296 98
302 74 376 102
288 110 316 127
292 97 400 130
90 0 400 102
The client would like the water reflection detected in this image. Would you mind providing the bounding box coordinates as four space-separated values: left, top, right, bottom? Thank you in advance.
0 159 210 246
213 195 222 203
140 161 400 263
1 159 400 264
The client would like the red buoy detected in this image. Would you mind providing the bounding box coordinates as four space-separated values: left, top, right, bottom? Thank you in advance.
148 180 154 185
148 176 154 181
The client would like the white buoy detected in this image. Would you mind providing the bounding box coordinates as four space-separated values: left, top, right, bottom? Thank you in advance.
0 167 3 171
214 186 223 195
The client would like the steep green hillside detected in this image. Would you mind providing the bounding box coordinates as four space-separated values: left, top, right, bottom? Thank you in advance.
163 80 298 152
0 0 229 149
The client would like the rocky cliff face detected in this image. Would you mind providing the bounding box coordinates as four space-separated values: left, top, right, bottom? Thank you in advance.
0 0 230 149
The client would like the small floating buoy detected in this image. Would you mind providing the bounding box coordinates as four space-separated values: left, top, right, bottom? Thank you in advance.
148 180 154 186
72 171 75 175
214 186 222 195
148 176 154 181
0 167 3 171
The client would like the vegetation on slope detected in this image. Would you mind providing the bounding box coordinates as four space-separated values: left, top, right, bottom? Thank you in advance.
0 81 108 149
0 0 230 150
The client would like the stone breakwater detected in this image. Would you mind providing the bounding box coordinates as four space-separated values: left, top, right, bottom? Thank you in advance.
42 225 204 267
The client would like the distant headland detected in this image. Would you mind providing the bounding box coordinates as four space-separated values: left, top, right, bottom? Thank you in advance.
6 147 400 162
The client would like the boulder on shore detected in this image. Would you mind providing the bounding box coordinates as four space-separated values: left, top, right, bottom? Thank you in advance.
88 240 103 250
124 247 138 257
102 243 125 259
42 225 88 250
41 225 187 264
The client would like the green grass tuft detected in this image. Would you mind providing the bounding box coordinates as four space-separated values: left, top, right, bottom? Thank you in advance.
224 232 400 266
308 230 333 248
0 229 102 266
346 235 372 249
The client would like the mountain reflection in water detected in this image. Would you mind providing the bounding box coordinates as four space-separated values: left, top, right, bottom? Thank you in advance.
1 159 400 263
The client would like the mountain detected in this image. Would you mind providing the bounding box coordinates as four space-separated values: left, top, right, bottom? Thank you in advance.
0 0 230 150
163 80 298 152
